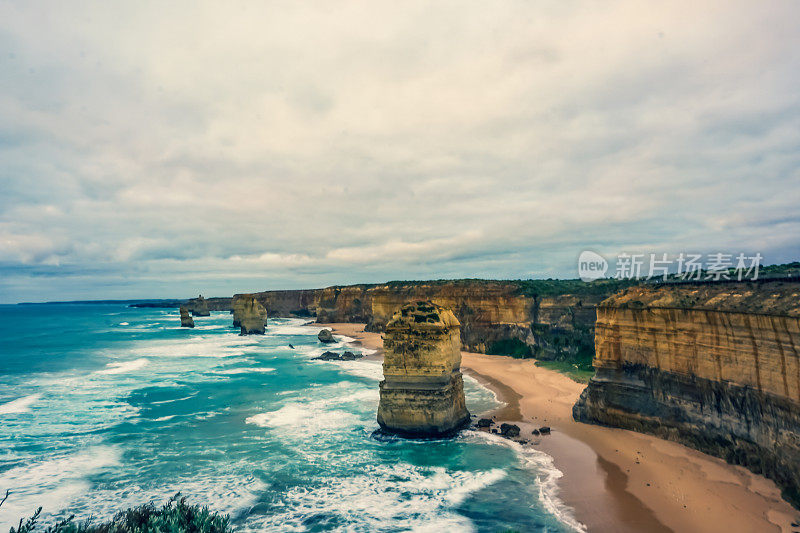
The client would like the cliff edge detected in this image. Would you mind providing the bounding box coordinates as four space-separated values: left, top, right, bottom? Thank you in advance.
573 280 800 507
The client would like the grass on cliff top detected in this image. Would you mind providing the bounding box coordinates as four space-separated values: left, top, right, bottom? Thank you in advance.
322 277 638 298
513 278 638 299
534 360 595 384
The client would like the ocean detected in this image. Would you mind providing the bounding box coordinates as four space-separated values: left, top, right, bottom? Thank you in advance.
0 304 583 532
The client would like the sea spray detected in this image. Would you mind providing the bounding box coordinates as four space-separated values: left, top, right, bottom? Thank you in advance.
0 305 579 532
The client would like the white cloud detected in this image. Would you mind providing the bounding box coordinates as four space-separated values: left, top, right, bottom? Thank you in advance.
0 0 798 302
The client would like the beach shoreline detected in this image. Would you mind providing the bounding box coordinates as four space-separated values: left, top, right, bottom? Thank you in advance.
320 322 799 533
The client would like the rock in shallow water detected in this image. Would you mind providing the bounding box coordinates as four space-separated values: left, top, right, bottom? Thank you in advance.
237 295 267 335
318 329 335 343
179 306 194 328
476 418 494 428
377 301 470 438
500 423 520 437
312 351 362 361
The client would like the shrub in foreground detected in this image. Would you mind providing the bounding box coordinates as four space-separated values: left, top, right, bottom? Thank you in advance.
5 493 233 533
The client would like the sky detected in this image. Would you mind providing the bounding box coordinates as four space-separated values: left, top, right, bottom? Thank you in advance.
1 1 799 303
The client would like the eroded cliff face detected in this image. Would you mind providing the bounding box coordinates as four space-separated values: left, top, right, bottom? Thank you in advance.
168 279 629 361
366 282 535 353
377 301 470 437
573 281 800 506
231 294 268 334
187 295 210 317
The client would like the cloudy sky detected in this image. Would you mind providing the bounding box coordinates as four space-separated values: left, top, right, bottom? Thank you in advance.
1 1 798 303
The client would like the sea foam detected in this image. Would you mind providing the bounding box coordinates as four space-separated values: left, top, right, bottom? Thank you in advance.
96 358 149 375
0 393 41 415
244 462 506 532
472 431 587 532
212 367 276 375
0 446 121 531
246 403 359 432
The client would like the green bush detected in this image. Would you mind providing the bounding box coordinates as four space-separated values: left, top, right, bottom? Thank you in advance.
487 338 532 358
5 493 232 533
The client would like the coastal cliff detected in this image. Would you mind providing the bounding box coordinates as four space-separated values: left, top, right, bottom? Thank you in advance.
133 279 630 364
573 280 800 506
187 295 210 317
377 301 470 436
365 281 536 354
250 279 629 363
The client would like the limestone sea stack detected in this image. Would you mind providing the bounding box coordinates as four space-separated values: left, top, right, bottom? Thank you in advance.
179 306 194 328
231 293 258 328
377 301 470 437
188 294 210 317
237 295 268 335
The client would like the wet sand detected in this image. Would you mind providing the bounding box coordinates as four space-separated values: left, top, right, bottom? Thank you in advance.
321 322 800 533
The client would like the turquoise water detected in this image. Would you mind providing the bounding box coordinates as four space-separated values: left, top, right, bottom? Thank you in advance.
0 304 582 532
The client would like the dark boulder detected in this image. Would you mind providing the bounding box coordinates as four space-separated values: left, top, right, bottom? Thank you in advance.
500 423 520 438
312 351 363 361
476 418 494 428
532 429 540 436
539 426 551 435
318 329 335 343
313 351 340 361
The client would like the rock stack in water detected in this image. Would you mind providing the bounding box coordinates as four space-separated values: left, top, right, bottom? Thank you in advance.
377 301 470 437
231 294 255 328
188 294 210 317
237 295 268 335
179 306 194 328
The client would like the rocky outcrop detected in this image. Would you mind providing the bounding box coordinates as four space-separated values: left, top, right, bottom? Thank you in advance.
187 295 210 317
179 306 194 328
312 351 361 361
366 281 536 354
231 293 258 329
317 329 335 343
222 280 629 362
139 279 631 364
377 301 470 437
573 280 800 507
234 295 268 335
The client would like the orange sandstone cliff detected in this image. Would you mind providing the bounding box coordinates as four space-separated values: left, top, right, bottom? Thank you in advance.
573 280 800 506
149 279 630 361
236 279 630 361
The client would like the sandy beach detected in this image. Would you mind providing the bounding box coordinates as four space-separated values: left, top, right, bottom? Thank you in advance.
321 322 800 533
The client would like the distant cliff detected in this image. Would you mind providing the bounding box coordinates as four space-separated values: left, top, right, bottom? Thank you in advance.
245 279 631 362
573 280 800 507
132 279 631 362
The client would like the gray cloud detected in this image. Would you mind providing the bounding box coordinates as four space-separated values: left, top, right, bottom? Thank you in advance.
1 0 799 302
